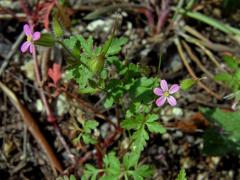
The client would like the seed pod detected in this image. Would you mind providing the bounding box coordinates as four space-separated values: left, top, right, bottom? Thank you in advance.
34 33 56 47
89 54 105 74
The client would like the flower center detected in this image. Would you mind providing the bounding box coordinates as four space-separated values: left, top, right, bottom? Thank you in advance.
27 35 32 42
163 91 169 97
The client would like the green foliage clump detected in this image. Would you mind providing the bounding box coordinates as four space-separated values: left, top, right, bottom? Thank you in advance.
56 174 76 180
176 168 187 180
82 152 153 180
121 114 166 161
201 108 240 155
215 56 240 92
72 120 99 145
36 21 170 179
65 35 127 94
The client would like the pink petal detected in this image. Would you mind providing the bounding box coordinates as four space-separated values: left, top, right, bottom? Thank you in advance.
20 41 31 53
156 96 166 107
153 88 163 96
160 80 168 91
33 32 41 41
29 44 34 54
23 24 32 36
167 96 177 106
169 84 180 94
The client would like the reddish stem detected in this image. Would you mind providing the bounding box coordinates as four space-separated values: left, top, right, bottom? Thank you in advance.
95 144 104 170
156 0 171 34
32 45 75 166
19 0 32 24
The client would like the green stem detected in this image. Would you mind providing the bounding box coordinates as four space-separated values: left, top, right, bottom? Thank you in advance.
173 8 240 36
32 46 75 164
57 40 90 70
100 19 119 56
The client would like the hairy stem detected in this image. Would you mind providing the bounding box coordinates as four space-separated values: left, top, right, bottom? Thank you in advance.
32 46 75 165
57 40 89 69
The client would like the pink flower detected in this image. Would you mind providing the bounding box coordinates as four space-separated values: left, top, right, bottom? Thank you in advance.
21 24 41 54
153 80 180 107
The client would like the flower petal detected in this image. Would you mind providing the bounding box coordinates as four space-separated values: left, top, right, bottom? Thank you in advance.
32 32 41 41
167 96 177 106
169 84 180 94
153 88 163 96
29 44 34 54
156 96 166 107
160 80 168 91
20 41 31 53
23 24 32 36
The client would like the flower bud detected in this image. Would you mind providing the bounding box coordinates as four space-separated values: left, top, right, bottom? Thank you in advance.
34 33 56 47
89 54 105 74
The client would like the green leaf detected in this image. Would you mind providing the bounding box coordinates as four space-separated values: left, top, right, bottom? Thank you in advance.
82 164 99 180
201 108 240 155
126 103 151 118
121 63 141 78
121 115 144 130
56 175 76 180
82 134 97 144
79 87 98 94
130 173 143 180
84 120 99 133
103 152 121 176
69 175 76 180
180 78 196 91
214 72 232 82
224 56 239 69
146 122 166 134
100 69 108 79
123 151 140 170
76 35 94 56
106 37 128 56
132 127 149 153
72 134 81 144
104 96 114 108
202 108 240 142
67 65 95 94
77 120 99 145
202 127 234 156
53 17 64 38
133 165 154 179
176 168 187 180
146 114 159 123
63 37 78 50
234 70 240 81
129 77 155 103
100 175 118 180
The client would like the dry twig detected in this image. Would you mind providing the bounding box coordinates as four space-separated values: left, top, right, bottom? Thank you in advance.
174 38 222 100
0 81 63 174
182 41 225 87
0 32 25 76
